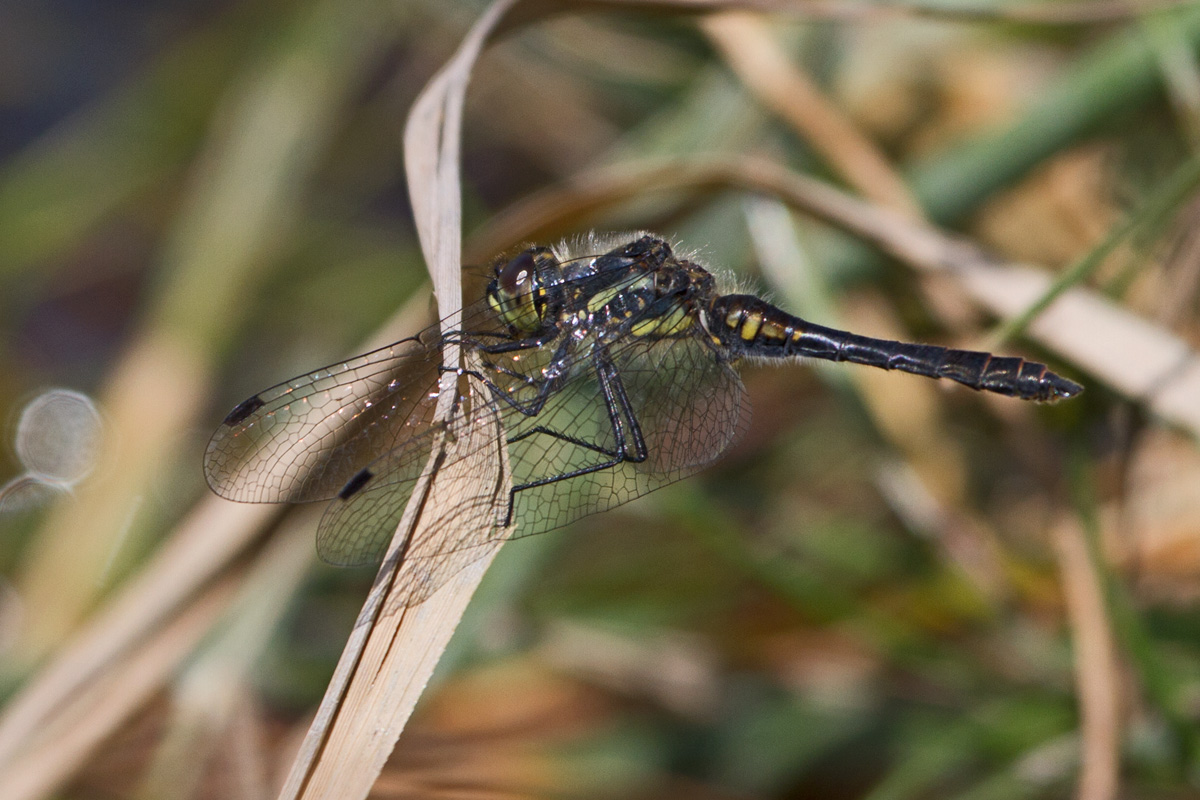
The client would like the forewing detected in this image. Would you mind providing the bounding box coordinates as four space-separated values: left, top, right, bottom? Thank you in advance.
204 300 503 505
305 324 745 572
203 247 651 508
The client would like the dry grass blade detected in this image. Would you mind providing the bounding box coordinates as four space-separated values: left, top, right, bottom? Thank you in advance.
0 508 318 800
136 516 316 799
11 0 394 659
279 1 521 796
701 11 921 217
0 577 238 800
0 284 433 781
0 500 278 772
280 396 508 799
1053 520 1120 800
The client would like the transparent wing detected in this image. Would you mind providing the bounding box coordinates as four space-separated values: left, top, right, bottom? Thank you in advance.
315 372 511 606
502 330 748 539
312 373 505 568
302 337 559 569
204 237 747 592
316 324 748 572
304 327 747 601
203 300 501 505
203 248 659 507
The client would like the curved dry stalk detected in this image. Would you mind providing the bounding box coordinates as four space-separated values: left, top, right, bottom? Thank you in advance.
467 154 1200 437
0 577 239 800
1053 520 1121 800
278 1 521 797
701 11 922 217
278 401 509 800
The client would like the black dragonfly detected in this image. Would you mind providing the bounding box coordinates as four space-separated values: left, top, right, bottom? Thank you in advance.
205 234 1081 604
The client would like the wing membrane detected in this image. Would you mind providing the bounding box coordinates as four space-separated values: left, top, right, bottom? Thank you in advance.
503 331 747 539
203 336 442 504
316 372 509 604
204 300 503 504
313 372 506 567
321 322 749 566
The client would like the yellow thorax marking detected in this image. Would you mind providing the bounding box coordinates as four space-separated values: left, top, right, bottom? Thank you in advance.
631 304 693 337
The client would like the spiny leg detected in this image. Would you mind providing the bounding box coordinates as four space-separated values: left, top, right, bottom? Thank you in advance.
440 335 575 417
503 347 648 526
508 426 622 457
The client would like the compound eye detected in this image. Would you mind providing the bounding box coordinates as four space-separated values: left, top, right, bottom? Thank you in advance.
498 250 536 300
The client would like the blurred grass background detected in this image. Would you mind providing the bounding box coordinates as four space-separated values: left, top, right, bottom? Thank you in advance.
2 0 1200 798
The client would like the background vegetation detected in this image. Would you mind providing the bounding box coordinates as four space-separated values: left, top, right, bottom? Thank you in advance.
1 0 1199 798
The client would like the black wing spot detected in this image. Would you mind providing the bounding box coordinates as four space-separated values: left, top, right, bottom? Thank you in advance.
223 395 265 425
338 468 374 500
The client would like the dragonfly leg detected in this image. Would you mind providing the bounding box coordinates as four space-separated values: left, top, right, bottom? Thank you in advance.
481 336 577 417
503 346 647 526
503 455 628 526
437 358 558 417
483 363 541 390
461 331 559 354
507 426 621 456
438 363 538 393
594 349 648 463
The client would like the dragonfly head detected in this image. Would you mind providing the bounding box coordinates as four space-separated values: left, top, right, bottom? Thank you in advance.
487 246 558 335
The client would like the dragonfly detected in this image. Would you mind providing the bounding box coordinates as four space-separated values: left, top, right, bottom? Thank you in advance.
205 233 1081 604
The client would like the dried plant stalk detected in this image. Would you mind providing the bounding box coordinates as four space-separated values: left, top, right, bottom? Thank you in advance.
701 11 921 217
1054 520 1121 800
277 1 520 797
0 578 238 800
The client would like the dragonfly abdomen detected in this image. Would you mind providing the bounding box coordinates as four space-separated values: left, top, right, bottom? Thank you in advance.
709 294 1081 403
